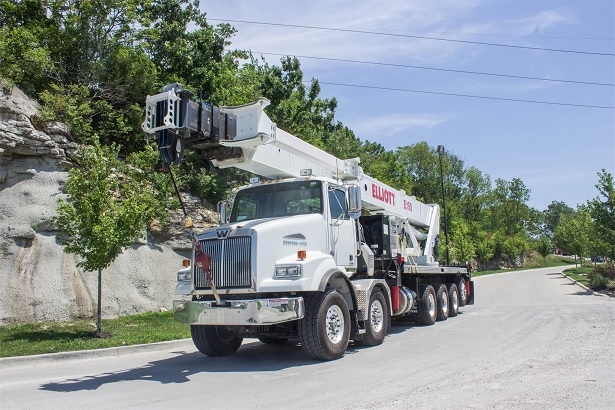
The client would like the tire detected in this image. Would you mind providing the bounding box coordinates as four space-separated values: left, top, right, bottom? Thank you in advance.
435 284 449 321
258 337 289 345
415 285 437 325
356 287 389 346
456 277 468 307
299 290 351 360
191 325 243 357
447 283 459 317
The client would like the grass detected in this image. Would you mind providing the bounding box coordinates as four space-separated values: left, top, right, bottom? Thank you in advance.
472 254 579 277
561 267 592 287
0 311 190 358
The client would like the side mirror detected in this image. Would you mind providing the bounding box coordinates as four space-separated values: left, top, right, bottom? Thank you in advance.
217 201 228 225
347 185 361 219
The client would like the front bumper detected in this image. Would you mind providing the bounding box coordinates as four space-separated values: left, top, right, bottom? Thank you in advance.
173 297 305 326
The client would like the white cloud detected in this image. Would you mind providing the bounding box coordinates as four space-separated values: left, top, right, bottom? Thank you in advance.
506 9 576 36
203 0 488 65
351 112 448 138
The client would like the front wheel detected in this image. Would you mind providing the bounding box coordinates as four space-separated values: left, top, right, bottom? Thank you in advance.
356 287 389 346
299 290 350 360
191 325 243 357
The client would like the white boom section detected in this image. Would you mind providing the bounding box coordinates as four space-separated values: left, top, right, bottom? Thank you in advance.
142 92 439 235
211 98 358 181
213 98 439 230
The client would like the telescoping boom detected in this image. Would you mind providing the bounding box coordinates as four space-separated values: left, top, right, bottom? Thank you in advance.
142 84 473 361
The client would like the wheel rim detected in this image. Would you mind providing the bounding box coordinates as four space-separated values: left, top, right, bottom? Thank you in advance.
441 290 448 311
451 290 458 311
325 304 345 344
459 281 466 300
370 299 384 333
428 293 436 318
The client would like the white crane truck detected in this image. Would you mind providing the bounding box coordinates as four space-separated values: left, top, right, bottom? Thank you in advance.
142 84 474 360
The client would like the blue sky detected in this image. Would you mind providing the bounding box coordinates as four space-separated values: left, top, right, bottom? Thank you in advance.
201 0 614 211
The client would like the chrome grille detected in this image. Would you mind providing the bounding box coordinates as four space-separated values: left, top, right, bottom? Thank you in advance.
194 236 252 290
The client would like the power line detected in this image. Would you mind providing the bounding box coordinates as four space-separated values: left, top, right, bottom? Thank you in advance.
312 81 615 109
252 51 615 87
209 19 615 57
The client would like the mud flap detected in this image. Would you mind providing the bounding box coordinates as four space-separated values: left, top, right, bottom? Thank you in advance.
466 281 475 305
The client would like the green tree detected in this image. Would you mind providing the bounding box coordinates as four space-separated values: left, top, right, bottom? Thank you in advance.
553 206 592 268
588 169 615 260
474 233 495 271
459 166 491 224
489 178 531 236
502 233 530 268
450 220 475 263
397 142 465 204
56 142 159 333
535 235 552 267
541 200 575 237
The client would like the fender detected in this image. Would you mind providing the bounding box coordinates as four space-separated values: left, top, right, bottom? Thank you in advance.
317 268 358 313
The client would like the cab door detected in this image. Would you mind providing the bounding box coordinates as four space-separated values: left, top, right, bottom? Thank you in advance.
327 186 357 268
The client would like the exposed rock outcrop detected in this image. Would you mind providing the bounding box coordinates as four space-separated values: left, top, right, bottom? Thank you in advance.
0 85 205 324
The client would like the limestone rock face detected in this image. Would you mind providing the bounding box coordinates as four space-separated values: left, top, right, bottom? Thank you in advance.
0 86 199 324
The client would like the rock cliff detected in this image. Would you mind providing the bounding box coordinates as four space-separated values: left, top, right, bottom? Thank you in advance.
0 86 214 324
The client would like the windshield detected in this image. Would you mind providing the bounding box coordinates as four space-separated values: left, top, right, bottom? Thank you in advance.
230 180 323 222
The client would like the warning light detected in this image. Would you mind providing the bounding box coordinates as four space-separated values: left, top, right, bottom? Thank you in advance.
297 250 306 260
182 259 190 267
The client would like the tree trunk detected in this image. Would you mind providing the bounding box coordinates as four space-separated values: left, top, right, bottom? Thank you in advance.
97 268 102 333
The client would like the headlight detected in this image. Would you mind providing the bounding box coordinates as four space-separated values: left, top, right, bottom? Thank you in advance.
177 268 191 282
275 265 302 278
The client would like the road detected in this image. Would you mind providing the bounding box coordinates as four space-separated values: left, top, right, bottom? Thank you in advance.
1 267 614 409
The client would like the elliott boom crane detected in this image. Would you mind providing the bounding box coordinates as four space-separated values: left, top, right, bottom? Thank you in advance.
143 84 474 361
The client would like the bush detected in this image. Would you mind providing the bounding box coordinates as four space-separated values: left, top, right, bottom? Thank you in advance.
588 263 615 289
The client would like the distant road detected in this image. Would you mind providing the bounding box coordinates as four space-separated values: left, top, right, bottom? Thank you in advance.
1 267 614 409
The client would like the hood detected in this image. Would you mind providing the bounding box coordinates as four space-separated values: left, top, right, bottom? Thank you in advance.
196 213 325 241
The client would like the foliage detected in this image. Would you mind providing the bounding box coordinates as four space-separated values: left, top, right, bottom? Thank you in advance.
501 233 530 268
56 142 162 332
553 206 592 268
588 263 615 290
587 170 615 260
56 142 159 272
450 220 474 263
474 232 496 271
541 200 575 237
535 235 552 267
489 178 531 236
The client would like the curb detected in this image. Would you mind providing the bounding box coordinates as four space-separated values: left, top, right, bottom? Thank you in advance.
559 272 606 297
0 338 194 370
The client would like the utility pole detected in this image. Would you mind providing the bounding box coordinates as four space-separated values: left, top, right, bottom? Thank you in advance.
437 145 450 265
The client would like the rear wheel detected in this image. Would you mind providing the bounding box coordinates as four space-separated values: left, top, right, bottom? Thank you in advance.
356 287 389 346
191 325 243 357
435 284 449 321
299 290 350 360
447 283 459 317
456 277 468 307
415 285 437 325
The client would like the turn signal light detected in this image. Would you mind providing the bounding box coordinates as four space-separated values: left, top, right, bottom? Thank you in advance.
182 259 190 267
297 250 306 260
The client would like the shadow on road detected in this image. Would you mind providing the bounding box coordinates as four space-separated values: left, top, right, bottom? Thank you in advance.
39 342 318 392
39 314 438 393
39 336 399 392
